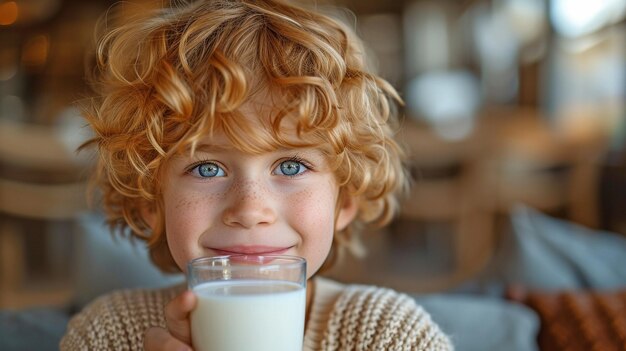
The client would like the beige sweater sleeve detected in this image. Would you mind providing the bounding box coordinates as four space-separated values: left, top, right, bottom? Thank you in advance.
308 278 453 351
60 287 181 351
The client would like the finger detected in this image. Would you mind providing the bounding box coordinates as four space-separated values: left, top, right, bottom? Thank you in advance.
164 290 197 344
144 327 192 351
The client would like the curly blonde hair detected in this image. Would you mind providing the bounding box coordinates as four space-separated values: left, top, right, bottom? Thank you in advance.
83 0 408 272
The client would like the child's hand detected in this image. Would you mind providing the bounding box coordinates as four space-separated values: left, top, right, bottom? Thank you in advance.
144 290 197 351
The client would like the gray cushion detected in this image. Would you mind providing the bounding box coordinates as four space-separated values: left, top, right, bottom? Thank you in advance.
73 212 184 307
0 308 69 351
415 294 539 351
466 205 626 294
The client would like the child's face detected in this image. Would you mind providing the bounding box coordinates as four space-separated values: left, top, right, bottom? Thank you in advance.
151 106 357 279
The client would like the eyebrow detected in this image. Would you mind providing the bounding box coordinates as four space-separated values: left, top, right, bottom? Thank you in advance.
184 143 326 159
189 144 233 154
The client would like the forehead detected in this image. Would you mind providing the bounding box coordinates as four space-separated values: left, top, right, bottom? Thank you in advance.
178 97 322 157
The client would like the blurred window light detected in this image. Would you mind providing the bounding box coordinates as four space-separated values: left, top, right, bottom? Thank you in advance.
545 24 625 148
404 1 456 75
469 4 520 104
551 0 626 38
472 4 519 71
0 1 19 26
499 0 547 45
406 70 481 140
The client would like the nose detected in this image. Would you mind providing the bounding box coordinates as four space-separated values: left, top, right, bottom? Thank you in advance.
221 180 277 229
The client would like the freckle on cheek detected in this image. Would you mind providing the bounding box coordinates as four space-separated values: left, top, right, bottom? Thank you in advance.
175 197 200 210
174 193 224 209
175 199 190 209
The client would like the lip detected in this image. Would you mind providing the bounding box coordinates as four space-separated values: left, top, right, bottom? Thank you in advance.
210 246 293 256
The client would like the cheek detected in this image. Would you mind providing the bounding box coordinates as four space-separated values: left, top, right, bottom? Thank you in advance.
289 188 336 233
163 190 220 271
286 186 337 273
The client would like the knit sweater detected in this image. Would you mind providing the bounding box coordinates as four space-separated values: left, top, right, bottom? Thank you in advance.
61 278 453 350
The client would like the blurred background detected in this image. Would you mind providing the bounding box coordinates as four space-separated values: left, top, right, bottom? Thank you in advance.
0 0 624 315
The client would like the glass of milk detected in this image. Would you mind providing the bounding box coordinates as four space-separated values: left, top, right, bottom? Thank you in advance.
187 255 306 351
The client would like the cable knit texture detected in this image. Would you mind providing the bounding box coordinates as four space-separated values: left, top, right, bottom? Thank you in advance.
61 278 452 350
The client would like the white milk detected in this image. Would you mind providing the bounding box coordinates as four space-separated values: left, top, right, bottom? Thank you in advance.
191 280 306 351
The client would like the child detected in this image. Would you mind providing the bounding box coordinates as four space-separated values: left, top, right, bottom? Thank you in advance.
61 0 453 350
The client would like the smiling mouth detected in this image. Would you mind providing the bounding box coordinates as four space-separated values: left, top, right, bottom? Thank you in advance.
210 246 292 256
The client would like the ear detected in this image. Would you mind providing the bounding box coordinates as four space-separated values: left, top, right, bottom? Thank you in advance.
335 193 358 231
140 203 158 231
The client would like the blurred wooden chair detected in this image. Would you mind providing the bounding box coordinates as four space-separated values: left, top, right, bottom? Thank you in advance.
0 118 92 309
483 107 609 229
393 120 497 291
336 108 609 293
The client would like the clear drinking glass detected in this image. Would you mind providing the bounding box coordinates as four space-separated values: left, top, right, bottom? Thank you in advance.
187 255 307 351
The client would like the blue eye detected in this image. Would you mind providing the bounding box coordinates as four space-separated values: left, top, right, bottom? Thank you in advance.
190 162 225 178
275 160 307 176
